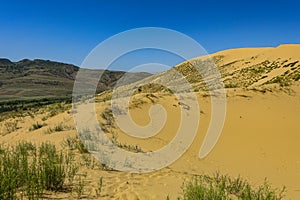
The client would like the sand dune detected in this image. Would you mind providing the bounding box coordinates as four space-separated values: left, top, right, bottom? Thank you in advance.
1 85 299 199
1 45 300 199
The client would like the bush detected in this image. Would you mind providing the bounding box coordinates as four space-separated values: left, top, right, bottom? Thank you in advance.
267 76 290 87
44 123 66 134
29 122 46 131
3 120 18 134
62 136 89 153
0 142 79 199
179 173 285 200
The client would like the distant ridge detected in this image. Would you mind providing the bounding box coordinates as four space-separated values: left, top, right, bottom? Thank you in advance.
0 58 14 66
0 58 151 102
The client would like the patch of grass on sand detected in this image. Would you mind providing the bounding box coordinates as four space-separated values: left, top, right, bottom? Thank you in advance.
29 121 46 131
44 123 73 134
62 136 89 154
0 142 79 199
174 172 285 200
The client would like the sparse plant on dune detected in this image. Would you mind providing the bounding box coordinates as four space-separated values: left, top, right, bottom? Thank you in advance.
100 108 114 126
224 83 238 88
79 146 101 170
174 172 286 200
3 120 19 134
62 136 89 153
29 121 46 131
27 111 35 119
117 143 143 153
62 136 79 150
110 131 143 153
78 128 93 141
266 76 291 87
95 177 103 198
81 153 94 168
53 123 65 131
0 142 81 199
76 140 89 154
73 174 87 199
46 102 71 118
44 123 72 134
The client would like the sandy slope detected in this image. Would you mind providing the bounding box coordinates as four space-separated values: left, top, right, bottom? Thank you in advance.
1 84 299 199
1 45 300 199
94 85 300 199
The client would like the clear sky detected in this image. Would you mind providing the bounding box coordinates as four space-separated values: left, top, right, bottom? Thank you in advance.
1 0 300 72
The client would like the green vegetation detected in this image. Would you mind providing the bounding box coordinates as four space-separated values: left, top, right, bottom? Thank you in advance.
62 136 89 154
286 69 300 82
46 102 72 118
95 91 112 103
29 121 46 131
0 100 71 123
292 73 300 81
282 60 299 68
95 177 103 198
100 108 114 126
0 142 79 199
266 76 291 87
175 173 285 200
117 142 143 153
133 83 174 94
45 123 72 134
46 123 64 133
73 174 87 199
110 132 143 153
99 108 144 153
3 120 19 134
0 97 72 113
224 83 238 88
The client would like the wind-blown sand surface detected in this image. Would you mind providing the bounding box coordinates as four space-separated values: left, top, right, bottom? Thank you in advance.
1 45 300 199
1 84 299 199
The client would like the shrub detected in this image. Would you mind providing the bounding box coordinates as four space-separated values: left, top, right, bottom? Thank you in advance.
95 177 103 197
29 122 46 131
44 123 65 134
224 83 238 88
178 172 285 200
3 120 18 134
110 132 143 153
73 174 86 199
100 108 114 126
47 102 71 118
62 136 89 154
267 76 290 87
0 142 79 199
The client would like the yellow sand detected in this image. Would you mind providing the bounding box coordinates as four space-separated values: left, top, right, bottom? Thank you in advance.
1 45 300 199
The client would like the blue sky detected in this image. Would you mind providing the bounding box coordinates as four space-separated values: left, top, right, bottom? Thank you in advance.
1 0 300 72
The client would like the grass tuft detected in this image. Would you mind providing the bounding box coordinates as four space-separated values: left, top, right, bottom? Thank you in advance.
177 172 286 200
0 142 79 199
29 122 46 131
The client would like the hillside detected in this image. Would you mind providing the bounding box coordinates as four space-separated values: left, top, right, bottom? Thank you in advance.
206 44 300 89
0 58 151 102
1 45 300 199
116 44 300 95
